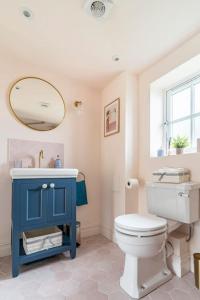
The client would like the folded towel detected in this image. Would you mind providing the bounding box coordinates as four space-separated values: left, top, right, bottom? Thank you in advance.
76 180 88 206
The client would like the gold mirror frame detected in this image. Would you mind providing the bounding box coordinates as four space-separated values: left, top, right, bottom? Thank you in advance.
9 77 66 131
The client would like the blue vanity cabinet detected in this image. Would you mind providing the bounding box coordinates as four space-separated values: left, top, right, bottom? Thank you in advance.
11 177 77 277
19 180 48 228
47 179 74 224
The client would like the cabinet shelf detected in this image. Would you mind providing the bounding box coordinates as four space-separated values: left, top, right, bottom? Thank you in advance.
19 234 71 264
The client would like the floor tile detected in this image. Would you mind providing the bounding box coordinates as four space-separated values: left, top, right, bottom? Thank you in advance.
0 235 199 300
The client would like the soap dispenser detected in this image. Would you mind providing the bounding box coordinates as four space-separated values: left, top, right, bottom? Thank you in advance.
55 155 62 168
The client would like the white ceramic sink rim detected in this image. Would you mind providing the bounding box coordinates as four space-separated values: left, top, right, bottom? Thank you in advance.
10 168 79 179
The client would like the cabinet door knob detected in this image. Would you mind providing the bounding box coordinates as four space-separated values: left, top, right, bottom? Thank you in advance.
50 183 55 188
42 184 48 189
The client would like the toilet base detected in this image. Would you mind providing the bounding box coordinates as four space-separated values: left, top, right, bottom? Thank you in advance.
120 251 172 299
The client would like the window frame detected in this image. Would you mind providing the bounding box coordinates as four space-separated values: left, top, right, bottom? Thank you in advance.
164 74 200 154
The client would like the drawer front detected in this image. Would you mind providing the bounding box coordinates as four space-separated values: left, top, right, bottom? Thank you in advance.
47 179 76 223
19 181 48 228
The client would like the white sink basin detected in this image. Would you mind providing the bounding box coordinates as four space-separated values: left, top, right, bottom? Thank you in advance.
10 168 79 179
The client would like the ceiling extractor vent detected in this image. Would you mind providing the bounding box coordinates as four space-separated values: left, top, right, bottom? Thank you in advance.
84 0 113 19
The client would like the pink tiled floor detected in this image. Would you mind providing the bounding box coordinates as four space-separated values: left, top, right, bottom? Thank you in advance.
0 235 199 299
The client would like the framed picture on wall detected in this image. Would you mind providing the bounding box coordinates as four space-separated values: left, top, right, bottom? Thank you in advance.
104 98 120 137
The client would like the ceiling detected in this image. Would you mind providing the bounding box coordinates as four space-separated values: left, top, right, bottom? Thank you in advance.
0 0 200 89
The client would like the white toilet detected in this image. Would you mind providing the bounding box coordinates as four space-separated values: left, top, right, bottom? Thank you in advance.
115 182 200 299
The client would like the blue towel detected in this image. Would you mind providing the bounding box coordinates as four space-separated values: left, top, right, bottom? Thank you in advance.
76 180 88 206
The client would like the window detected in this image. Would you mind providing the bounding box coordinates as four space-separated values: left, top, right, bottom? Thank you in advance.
164 75 200 153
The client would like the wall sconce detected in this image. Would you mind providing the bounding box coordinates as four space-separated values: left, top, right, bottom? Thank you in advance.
73 100 84 114
74 101 82 108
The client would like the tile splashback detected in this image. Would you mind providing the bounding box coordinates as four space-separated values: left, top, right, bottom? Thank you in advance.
8 139 64 168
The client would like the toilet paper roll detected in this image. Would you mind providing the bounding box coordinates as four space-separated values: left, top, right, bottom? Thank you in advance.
126 178 139 189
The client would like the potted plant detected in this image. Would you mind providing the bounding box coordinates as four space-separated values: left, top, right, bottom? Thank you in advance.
172 135 189 155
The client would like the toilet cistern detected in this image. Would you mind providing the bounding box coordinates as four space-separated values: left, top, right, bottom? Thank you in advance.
39 149 44 168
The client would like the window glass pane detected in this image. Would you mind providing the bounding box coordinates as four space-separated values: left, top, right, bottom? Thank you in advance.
171 119 191 145
194 83 200 113
193 116 200 147
172 88 191 120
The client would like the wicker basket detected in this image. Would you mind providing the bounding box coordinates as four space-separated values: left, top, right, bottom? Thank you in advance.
152 168 190 183
23 227 62 255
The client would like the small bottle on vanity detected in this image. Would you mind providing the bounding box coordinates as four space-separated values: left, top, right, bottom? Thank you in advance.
55 155 62 168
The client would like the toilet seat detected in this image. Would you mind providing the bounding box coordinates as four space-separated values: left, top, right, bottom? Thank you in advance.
115 214 167 237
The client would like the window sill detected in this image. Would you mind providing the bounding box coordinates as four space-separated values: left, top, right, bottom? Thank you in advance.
151 149 200 159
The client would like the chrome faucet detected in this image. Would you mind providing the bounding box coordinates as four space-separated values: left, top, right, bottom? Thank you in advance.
39 150 44 168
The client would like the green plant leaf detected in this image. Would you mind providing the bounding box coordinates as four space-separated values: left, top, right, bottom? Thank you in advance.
171 135 189 148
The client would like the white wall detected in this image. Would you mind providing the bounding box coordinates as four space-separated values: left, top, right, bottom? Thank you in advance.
125 74 139 215
0 50 101 256
100 72 138 240
138 33 200 269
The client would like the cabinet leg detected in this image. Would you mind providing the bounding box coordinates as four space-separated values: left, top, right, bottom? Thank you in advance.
12 262 20 278
11 228 20 277
70 223 76 259
70 247 76 259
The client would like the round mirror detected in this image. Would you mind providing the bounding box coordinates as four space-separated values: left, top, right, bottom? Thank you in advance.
9 77 65 131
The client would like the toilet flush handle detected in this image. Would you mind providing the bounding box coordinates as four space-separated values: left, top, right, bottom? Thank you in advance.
178 192 189 198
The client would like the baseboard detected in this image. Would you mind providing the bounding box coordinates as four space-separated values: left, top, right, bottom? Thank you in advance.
101 225 113 241
81 225 101 238
0 243 11 257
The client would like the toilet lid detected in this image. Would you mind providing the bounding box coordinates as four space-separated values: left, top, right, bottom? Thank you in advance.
115 214 167 232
